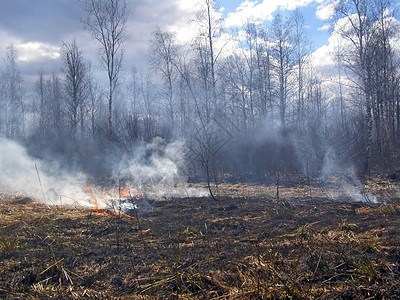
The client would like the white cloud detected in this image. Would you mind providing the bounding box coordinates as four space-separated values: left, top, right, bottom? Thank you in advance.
224 0 323 28
0 28 60 63
312 14 400 74
311 43 334 68
318 23 331 31
282 0 317 10
316 0 338 20
174 0 199 15
224 0 274 28
16 42 60 62
166 0 225 45
0 28 18 51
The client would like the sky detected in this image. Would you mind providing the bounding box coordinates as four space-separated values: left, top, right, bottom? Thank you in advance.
0 0 395 87
221 0 333 47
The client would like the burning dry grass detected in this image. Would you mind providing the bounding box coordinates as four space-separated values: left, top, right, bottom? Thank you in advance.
1 178 400 299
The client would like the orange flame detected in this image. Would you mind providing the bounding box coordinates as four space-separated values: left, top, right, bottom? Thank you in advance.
84 184 98 210
120 185 130 198
90 208 134 220
85 183 136 220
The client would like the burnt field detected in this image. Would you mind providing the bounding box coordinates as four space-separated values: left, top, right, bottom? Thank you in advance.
1 177 400 299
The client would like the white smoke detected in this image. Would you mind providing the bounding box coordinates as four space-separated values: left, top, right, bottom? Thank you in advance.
0 138 91 206
0 137 207 209
321 147 377 203
114 137 186 185
113 137 207 199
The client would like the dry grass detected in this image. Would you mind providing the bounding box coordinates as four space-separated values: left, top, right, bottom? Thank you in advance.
1 177 400 299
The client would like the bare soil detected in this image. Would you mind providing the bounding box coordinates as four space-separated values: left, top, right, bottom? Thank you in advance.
1 177 400 299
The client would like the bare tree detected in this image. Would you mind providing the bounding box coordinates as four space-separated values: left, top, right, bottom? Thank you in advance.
35 69 46 135
81 0 128 133
34 72 65 140
221 53 250 130
148 27 178 130
0 44 24 138
241 22 257 129
334 0 380 173
369 0 400 157
192 0 224 124
127 66 140 116
270 13 295 134
139 71 158 142
259 29 275 120
48 73 64 139
187 0 233 199
201 0 219 102
291 9 309 128
87 63 100 139
62 39 88 139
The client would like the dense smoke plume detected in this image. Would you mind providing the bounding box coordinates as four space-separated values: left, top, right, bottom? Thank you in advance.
113 137 207 198
0 138 90 206
0 137 205 208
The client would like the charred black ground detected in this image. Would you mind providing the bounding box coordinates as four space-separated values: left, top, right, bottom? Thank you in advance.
1 177 400 299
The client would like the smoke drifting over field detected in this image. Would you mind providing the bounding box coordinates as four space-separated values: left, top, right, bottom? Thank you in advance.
0 137 205 207
113 137 186 186
0 0 399 207
322 148 378 203
113 137 207 199
0 138 90 206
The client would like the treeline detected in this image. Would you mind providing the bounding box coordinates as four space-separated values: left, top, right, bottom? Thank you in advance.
0 0 399 182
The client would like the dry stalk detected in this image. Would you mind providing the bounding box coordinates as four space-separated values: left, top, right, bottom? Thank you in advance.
35 161 53 207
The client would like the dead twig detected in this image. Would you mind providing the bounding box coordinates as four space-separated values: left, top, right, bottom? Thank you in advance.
40 258 65 275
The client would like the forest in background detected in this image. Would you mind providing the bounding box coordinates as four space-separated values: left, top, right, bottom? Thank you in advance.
0 0 399 186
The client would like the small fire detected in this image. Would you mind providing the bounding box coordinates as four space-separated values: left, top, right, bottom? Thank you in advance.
120 185 130 198
84 184 98 210
84 183 140 220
